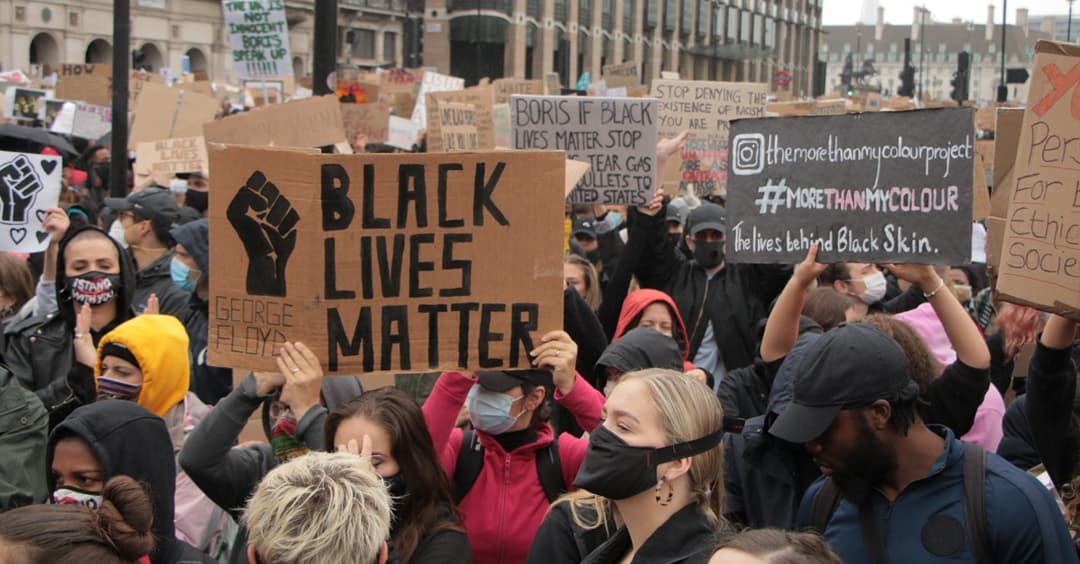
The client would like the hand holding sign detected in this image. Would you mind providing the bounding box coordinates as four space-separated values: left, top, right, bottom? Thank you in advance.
0 155 44 224
227 171 300 297
530 330 578 395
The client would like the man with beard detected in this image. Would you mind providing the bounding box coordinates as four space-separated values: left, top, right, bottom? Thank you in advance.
771 323 1077 564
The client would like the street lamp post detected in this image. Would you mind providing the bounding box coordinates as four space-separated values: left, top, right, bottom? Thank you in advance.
1068 0 1076 42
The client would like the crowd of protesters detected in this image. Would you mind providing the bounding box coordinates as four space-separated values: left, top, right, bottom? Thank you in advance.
0 128 1076 564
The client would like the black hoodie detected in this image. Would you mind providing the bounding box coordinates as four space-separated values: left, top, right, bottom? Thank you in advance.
3 225 138 426
594 327 685 390
48 400 213 564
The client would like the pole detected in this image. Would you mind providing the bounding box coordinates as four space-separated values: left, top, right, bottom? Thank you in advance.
1069 0 1075 42
998 0 1008 102
109 0 129 198
313 0 337 96
918 7 926 100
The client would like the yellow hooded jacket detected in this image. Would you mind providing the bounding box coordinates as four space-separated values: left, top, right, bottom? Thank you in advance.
95 314 190 417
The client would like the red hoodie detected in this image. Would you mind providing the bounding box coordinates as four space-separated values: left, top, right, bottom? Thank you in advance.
614 289 695 372
422 371 604 564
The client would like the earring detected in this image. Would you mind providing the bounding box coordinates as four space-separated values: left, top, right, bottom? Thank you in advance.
655 478 674 506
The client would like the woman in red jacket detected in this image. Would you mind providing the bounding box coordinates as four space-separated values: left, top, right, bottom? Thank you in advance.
614 289 708 383
422 331 604 564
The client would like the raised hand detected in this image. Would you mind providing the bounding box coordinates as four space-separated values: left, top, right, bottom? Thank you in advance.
226 171 300 297
0 155 44 225
73 303 97 367
530 330 579 395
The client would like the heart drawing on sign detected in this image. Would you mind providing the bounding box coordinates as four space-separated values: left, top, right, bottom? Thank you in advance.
41 160 57 175
10 228 27 245
35 231 49 243
35 209 47 223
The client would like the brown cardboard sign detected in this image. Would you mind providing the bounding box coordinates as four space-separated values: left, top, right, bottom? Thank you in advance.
426 87 494 152
492 79 544 104
972 152 990 221
55 64 112 105
985 108 1025 269
651 79 768 197
207 147 567 374
437 102 479 152
203 95 347 148
128 82 220 149
341 103 391 145
128 71 167 107
135 136 209 177
995 41 1080 320
603 62 640 89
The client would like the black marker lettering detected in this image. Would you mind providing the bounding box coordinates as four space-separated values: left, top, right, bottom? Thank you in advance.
380 305 410 371
321 164 354 231
398 164 428 228
439 233 473 297
323 237 355 299
437 163 466 228
327 307 374 372
479 303 506 368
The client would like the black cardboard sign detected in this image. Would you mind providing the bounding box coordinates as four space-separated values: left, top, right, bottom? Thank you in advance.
726 108 974 264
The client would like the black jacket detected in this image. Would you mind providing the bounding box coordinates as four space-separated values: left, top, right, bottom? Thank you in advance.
527 499 615 564
48 401 213 564
133 250 190 320
1024 340 1080 494
3 225 137 427
998 395 1042 471
581 503 724 564
632 207 790 373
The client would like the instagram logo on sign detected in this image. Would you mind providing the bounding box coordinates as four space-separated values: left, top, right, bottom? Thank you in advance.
731 134 765 175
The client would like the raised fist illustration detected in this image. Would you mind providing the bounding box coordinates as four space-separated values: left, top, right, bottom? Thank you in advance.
227 171 300 297
0 155 44 225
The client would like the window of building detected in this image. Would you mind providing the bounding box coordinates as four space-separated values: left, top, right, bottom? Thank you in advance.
579 0 590 27
623 0 634 34
682 0 694 35
753 14 763 45
663 0 676 32
555 0 567 23
741 10 751 43
351 28 376 58
603 0 612 29
727 7 738 42
697 0 708 38
384 32 396 60
646 0 657 29
713 5 724 41
764 17 775 48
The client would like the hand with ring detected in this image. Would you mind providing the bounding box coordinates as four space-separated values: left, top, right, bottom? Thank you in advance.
529 330 578 395
276 342 325 421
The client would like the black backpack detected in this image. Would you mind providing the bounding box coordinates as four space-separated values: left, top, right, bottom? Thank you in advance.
452 430 565 504
807 442 991 564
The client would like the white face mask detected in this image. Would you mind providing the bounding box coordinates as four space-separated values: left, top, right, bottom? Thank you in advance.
107 219 126 246
852 271 888 305
52 487 103 510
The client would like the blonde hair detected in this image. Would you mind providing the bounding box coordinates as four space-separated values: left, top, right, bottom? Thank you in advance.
553 489 615 533
244 452 392 564
621 368 726 529
565 254 602 311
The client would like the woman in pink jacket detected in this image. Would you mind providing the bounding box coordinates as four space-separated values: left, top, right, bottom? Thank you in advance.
422 330 605 564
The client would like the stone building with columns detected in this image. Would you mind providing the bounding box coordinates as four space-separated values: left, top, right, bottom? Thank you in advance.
0 0 410 81
821 5 1048 104
422 0 824 95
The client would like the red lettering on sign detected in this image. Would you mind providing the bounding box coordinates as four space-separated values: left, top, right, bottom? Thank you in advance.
1031 62 1080 118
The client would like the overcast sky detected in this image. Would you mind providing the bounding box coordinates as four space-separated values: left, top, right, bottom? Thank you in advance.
822 0 1077 26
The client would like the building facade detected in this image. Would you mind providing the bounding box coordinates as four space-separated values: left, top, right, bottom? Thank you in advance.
1026 13 1078 43
422 0 824 95
821 6 1049 105
0 0 409 81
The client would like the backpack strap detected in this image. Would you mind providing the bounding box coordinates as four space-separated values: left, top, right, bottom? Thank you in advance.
536 435 565 503
452 430 484 504
962 442 991 564
808 477 843 534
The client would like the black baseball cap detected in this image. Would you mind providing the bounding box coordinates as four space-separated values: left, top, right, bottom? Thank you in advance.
666 197 689 225
688 203 726 235
768 323 917 444
476 369 553 392
572 218 598 240
105 187 180 226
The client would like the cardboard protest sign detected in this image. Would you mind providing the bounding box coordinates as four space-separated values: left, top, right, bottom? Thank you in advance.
222 0 292 80
341 103 390 145
203 95 347 148
55 64 111 106
207 147 566 374
543 72 561 95
995 41 1080 320
726 108 974 264
135 136 209 177
387 116 419 150
492 79 543 104
129 82 220 149
511 95 658 206
975 107 996 132
411 71 465 129
436 102 479 152
4 87 47 120
972 152 991 221
48 102 76 134
425 87 494 152
603 62 640 89
39 99 68 129
69 103 113 140
492 103 511 148
651 79 768 197
0 150 61 253
128 71 167 107
985 108 1025 270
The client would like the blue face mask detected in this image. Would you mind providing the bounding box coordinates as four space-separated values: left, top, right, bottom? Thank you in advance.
170 257 197 292
466 384 524 435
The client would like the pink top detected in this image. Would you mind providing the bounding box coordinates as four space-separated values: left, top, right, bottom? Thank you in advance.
961 384 1006 452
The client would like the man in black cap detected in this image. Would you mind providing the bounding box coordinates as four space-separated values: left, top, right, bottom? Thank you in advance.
633 201 790 388
772 323 1077 564
105 187 190 319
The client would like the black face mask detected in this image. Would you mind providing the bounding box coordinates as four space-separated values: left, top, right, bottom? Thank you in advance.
693 240 725 269
384 474 408 527
185 190 208 213
92 163 110 189
65 271 123 306
573 424 724 500
667 232 683 247
585 248 602 264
